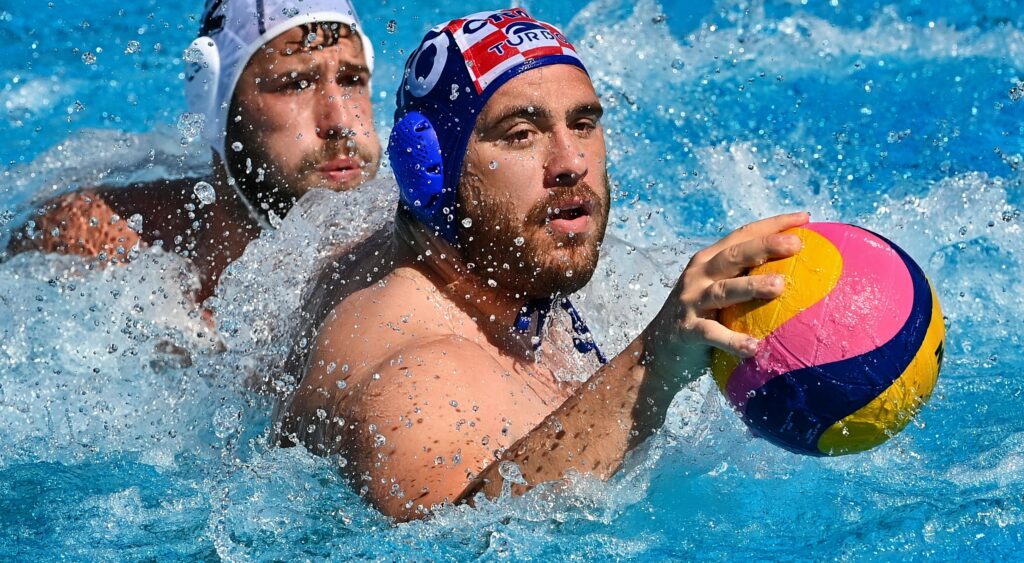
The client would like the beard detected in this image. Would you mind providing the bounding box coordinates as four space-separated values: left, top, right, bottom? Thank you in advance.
223 114 378 217
456 172 610 299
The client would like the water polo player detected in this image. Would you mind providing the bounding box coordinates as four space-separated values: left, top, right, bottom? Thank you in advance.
279 8 809 521
6 0 381 303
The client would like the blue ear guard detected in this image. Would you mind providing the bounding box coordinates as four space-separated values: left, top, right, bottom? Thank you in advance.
389 112 456 243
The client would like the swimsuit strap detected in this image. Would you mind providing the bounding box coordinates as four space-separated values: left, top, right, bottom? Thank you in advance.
514 298 607 365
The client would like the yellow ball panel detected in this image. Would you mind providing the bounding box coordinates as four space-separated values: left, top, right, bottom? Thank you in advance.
817 283 946 455
711 227 844 391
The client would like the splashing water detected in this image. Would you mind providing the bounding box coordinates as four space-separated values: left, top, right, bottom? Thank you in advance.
1 0 1023 559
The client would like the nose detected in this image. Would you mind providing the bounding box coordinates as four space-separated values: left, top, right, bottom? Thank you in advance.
543 127 588 189
314 79 354 141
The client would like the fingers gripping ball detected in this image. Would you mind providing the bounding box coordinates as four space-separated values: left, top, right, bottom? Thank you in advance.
711 223 946 456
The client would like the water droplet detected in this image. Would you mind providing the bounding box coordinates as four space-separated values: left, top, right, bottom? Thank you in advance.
488 161 498 170
213 404 242 439
387 20 397 34
193 181 216 206
231 141 243 152
498 461 528 485
124 40 141 54
81 51 96 65
450 400 459 408
268 210 283 229
374 434 387 447
336 380 348 390
326 362 337 374
1010 81 1024 102
487 279 498 288
126 213 144 232
182 46 202 63
176 112 205 143
513 236 525 247
461 218 473 228
671 58 685 71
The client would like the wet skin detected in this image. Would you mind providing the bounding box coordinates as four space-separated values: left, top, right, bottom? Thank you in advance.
282 64 809 521
6 25 380 304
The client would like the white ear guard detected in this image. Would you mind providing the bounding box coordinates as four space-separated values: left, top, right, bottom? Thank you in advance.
184 35 223 157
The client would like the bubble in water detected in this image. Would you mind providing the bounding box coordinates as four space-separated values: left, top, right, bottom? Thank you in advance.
193 181 216 206
671 58 685 71
81 51 96 65
124 40 141 55
126 213 144 232
387 20 397 34
176 112 205 143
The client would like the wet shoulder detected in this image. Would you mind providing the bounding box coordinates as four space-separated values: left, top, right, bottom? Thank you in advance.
8 188 141 262
316 266 454 368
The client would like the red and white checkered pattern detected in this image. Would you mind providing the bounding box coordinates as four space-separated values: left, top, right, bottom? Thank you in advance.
446 9 583 94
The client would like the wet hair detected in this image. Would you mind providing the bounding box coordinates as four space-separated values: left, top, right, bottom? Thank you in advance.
199 0 227 37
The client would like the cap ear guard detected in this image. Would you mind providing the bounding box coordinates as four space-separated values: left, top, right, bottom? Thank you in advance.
389 112 456 242
183 36 222 155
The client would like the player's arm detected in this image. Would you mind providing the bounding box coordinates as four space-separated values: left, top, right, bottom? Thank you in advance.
296 334 525 521
6 190 141 263
464 212 810 499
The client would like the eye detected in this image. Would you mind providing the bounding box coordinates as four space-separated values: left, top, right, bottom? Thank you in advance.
339 73 368 88
573 118 598 136
504 128 534 146
277 76 314 93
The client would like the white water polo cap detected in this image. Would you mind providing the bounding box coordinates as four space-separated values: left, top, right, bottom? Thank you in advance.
184 0 375 159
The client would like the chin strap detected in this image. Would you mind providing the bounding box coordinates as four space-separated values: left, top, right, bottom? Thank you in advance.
514 297 607 365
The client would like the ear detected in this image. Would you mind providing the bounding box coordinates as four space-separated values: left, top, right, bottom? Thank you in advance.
184 36 222 153
390 112 455 241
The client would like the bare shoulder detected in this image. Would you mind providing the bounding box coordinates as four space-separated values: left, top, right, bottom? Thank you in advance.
306 335 518 519
7 188 140 261
311 265 455 376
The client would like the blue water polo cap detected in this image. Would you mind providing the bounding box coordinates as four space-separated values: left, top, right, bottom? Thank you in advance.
389 8 589 244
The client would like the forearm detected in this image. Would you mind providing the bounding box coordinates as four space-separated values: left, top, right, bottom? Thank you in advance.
464 335 693 499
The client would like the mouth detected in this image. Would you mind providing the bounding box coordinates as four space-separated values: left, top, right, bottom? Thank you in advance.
318 158 362 184
544 198 594 235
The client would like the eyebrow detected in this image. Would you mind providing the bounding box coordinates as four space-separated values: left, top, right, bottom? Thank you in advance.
486 102 604 128
268 62 371 77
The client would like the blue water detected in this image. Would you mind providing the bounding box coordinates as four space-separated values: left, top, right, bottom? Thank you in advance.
2 0 1023 559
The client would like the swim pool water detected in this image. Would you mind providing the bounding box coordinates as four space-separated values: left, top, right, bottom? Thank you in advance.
2 0 1023 559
